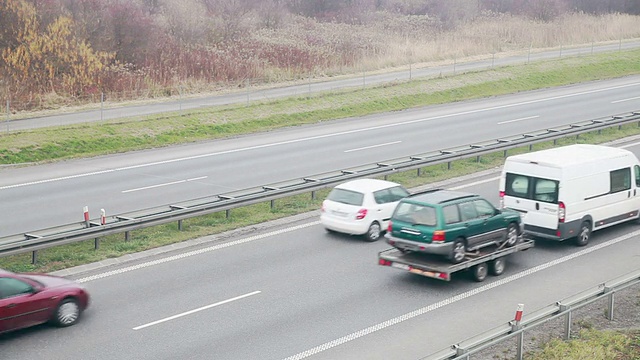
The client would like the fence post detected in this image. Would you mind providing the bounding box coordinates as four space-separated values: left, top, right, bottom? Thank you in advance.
100 92 104 121
5 98 9 133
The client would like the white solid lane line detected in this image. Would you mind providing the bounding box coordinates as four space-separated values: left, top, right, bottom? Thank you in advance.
3 82 639 191
611 96 640 103
133 290 261 330
344 141 402 153
122 176 208 193
497 115 539 125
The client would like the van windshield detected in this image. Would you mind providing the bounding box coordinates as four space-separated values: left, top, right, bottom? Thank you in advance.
505 173 559 204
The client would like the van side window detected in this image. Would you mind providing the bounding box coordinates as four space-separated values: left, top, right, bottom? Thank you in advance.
635 165 640 187
505 174 529 197
610 168 631 193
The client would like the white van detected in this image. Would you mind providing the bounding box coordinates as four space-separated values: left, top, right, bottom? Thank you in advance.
499 144 640 246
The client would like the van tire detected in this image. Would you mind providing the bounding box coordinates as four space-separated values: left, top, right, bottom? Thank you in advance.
449 239 466 264
575 221 591 247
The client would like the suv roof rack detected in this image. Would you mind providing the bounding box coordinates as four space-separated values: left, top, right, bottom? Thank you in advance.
437 193 478 204
409 188 443 196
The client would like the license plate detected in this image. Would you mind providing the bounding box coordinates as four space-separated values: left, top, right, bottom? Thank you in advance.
332 210 348 217
391 262 410 270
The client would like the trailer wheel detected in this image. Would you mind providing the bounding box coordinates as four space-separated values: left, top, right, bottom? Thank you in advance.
575 221 591 247
471 263 488 282
449 239 466 264
490 258 506 276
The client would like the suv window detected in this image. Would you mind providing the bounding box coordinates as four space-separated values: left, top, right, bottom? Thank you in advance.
394 202 437 226
0 277 33 299
326 188 364 206
443 204 460 224
473 199 495 217
459 201 478 221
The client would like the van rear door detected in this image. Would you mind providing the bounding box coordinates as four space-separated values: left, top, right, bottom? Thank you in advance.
502 172 560 235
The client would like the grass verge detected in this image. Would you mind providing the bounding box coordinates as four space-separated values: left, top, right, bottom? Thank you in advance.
526 329 640 360
1 48 640 164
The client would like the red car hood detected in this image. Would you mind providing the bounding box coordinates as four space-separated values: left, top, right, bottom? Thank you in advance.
21 274 79 288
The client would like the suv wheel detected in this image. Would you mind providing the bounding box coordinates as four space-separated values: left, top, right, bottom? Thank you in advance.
449 239 466 264
364 221 381 242
504 223 519 247
575 221 591 246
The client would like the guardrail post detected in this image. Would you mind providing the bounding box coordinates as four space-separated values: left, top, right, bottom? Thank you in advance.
417 168 422 176
125 231 130 242
178 219 183 231
558 303 572 340
618 125 622 130
476 155 480 163
311 191 316 200
503 149 507 157
447 161 451 170
553 139 557 145
528 144 533 151
270 199 275 210
226 209 231 218
95 238 100 250
31 250 37 264
604 286 615 320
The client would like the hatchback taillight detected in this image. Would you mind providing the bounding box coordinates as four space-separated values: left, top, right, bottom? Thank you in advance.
387 220 393 233
356 209 367 220
432 230 446 242
558 201 566 223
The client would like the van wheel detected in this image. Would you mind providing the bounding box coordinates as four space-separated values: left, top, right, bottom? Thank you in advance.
471 263 488 282
449 239 466 264
490 258 506 276
575 221 591 247
504 223 519 247
364 221 381 242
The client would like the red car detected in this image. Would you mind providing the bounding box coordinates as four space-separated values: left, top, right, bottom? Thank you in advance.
0 269 90 334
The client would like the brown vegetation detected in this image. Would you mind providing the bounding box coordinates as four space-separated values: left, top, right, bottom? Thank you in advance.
1 0 640 111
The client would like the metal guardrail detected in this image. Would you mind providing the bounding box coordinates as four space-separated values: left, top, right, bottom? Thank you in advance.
420 269 640 360
1 110 640 260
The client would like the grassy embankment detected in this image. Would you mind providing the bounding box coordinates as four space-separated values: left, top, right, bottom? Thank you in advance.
1 48 639 360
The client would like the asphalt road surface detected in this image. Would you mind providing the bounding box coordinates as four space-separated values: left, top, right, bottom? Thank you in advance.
2 76 640 236
1 140 640 360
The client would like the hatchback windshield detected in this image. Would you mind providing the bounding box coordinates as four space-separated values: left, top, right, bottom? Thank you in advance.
326 188 364 206
393 202 437 226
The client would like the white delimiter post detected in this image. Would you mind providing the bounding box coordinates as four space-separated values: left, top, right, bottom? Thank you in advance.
512 303 525 360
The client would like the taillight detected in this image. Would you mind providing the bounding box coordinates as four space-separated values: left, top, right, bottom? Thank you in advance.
379 259 392 266
499 191 505 209
432 230 446 242
387 220 393 233
356 209 367 220
558 201 566 223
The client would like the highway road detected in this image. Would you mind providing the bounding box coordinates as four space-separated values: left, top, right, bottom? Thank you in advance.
2 76 640 236
5 40 640 131
1 140 640 360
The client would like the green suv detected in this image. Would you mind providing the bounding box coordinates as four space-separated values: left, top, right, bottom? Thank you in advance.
385 189 522 264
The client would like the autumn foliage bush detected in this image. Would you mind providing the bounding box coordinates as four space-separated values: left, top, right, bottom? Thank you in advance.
1 0 640 111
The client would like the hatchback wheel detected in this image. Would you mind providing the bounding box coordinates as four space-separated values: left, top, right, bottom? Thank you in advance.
364 221 381 242
449 239 466 264
504 223 519 247
575 221 591 246
53 298 80 327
